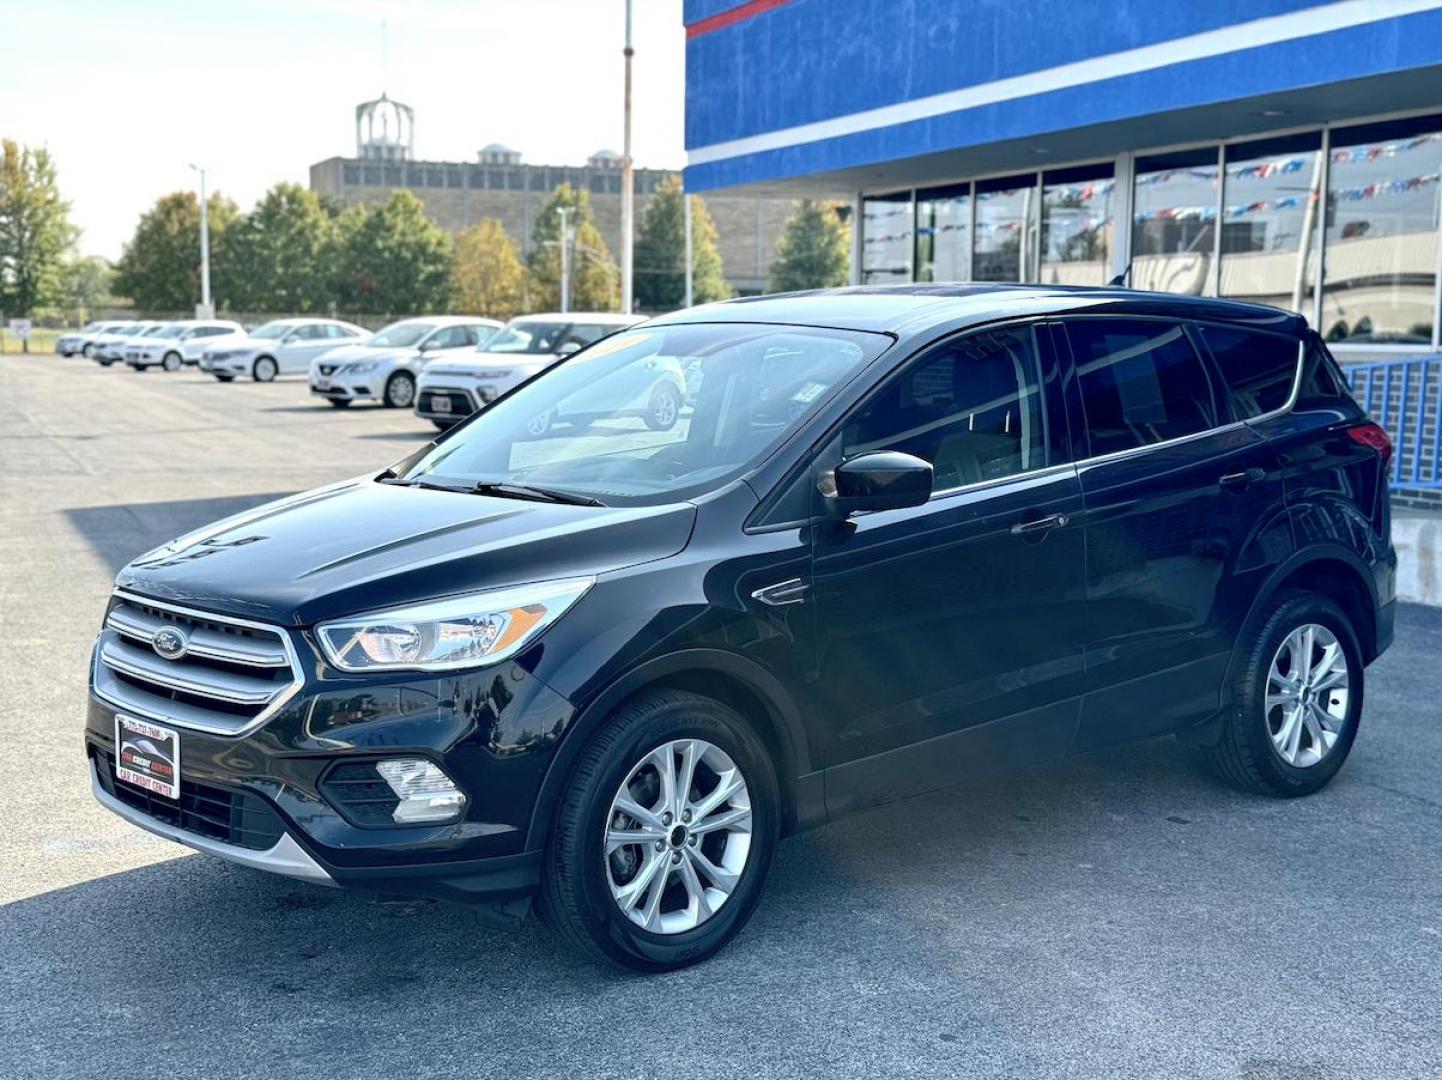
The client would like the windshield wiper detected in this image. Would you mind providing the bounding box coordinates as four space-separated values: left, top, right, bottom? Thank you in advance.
470 481 604 506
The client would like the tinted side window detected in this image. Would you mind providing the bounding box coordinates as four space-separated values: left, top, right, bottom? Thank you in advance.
1197 325 1298 419
842 325 1048 489
1068 319 1217 457
1298 337 1347 402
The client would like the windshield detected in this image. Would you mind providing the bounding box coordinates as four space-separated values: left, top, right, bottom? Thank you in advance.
141 325 169 336
154 325 186 338
367 321 435 348
250 322 292 340
479 320 575 355
397 324 890 506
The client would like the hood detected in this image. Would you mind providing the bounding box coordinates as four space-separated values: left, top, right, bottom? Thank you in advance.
313 343 396 367
425 353 559 378
116 477 697 626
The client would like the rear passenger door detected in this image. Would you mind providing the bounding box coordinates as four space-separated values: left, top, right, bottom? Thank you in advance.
1062 317 1288 750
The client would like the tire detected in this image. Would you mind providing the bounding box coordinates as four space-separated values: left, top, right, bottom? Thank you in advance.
252 356 278 382
128 364 145 372
539 689 779 972
1204 590 1364 797
215 374 235 383
98 359 114 367
162 351 182 372
526 409 555 437
644 383 681 431
383 371 416 409
327 398 352 408
431 419 457 431
82 344 96 358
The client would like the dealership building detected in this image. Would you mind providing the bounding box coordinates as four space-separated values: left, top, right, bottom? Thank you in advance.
682 0 1442 361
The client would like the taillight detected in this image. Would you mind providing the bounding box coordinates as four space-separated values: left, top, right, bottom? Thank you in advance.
1346 422 1393 464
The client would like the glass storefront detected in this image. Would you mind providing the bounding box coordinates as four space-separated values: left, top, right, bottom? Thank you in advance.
974 174 1037 282
1131 148 1219 296
1321 117 1441 345
857 109 1442 350
915 183 970 283
1041 164 1114 287
861 192 913 285
1218 133 1323 314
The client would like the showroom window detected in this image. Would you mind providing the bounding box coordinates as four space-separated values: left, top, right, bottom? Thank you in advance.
1066 318 1218 456
915 183 971 283
1321 116 1442 345
1041 164 1114 287
1218 133 1324 314
974 174 1038 282
1131 147 1220 296
861 192 913 284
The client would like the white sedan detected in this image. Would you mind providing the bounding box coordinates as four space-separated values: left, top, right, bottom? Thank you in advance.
308 316 502 409
201 318 368 382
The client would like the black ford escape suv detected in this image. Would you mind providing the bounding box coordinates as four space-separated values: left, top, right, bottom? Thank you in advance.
87 284 1395 971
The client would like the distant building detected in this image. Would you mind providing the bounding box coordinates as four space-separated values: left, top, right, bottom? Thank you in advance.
311 98 799 298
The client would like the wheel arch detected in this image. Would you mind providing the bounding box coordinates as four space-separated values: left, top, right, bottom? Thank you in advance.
524 649 819 852
1253 546 1380 663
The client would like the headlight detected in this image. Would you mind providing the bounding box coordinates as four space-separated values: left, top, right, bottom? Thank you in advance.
472 369 514 380
316 576 594 672
344 361 379 373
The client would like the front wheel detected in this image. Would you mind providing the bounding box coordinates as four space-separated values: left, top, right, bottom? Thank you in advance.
162 351 182 372
215 374 235 383
383 371 415 409
1204 591 1363 797
252 356 278 382
82 344 96 358
98 359 114 367
644 384 681 431
431 419 457 431
327 398 352 408
539 690 779 972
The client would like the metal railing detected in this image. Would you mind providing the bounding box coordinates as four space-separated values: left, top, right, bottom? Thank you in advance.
1346 356 1442 491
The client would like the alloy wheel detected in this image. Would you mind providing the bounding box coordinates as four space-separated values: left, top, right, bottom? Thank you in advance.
386 373 415 408
649 386 679 429
1265 623 1350 768
605 738 753 935
254 357 277 382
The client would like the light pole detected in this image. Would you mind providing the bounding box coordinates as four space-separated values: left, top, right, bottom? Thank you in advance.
557 206 574 314
683 188 693 308
189 164 212 317
620 0 634 314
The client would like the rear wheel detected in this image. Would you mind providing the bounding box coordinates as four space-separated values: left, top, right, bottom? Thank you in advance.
252 356 278 382
1205 591 1363 797
383 371 416 409
539 690 779 972
162 351 182 372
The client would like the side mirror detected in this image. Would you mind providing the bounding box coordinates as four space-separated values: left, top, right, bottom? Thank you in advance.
555 341 582 357
829 451 933 515
419 339 437 352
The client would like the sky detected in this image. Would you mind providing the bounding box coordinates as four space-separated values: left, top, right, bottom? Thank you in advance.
0 0 686 259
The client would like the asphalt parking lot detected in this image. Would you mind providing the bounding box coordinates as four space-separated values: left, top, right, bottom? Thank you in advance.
2 354 1441 1079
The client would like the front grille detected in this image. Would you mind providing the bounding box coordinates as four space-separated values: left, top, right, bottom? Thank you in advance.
91 746 285 851
93 593 303 736
418 387 476 417
319 761 401 827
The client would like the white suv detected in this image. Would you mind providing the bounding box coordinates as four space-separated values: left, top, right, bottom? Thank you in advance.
414 313 644 429
201 318 368 382
125 320 245 371
309 316 502 409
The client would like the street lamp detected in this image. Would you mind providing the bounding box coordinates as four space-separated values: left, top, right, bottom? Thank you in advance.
188 163 212 317
620 0 634 314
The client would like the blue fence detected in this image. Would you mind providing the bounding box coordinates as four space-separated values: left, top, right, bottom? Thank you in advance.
1345 356 1442 496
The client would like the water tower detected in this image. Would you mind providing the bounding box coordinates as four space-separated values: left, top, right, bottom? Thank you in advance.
356 93 414 162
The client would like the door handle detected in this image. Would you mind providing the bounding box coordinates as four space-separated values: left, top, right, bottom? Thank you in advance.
1011 512 1069 536
1219 467 1266 488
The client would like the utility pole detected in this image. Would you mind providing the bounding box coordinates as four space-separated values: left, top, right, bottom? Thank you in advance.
189 164 212 317
683 188 694 308
557 206 573 313
620 0 635 314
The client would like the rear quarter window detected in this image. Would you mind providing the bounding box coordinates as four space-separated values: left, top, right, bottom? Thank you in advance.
1196 325 1299 420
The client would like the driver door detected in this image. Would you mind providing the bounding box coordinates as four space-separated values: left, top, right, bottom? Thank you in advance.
809 322 1087 815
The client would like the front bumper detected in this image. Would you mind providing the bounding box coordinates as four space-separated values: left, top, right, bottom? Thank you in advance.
85 622 572 903
415 382 495 421
310 379 377 402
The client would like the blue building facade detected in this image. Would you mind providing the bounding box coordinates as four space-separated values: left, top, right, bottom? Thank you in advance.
683 0 1442 358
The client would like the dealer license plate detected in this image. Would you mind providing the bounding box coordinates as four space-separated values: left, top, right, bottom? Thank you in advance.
430 396 452 414
115 715 181 800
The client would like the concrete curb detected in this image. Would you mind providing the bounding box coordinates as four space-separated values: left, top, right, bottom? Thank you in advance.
1394 512 1441 606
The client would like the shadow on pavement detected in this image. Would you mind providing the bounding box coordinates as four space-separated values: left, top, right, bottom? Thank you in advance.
65 493 292 575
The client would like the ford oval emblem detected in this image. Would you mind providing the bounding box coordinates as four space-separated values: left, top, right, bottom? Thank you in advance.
152 626 189 661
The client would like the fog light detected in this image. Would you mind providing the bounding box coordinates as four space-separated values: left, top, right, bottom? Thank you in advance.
374 758 466 824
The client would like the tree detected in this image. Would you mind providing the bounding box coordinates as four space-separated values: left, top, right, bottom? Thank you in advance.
0 139 76 320
451 218 525 319
55 255 113 316
221 183 339 312
525 184 618 312
335 191 451 314
633 175 730 311
768 199 850 293
113 191 237 311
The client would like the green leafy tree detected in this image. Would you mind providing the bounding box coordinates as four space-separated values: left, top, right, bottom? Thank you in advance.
55 255 113 316
0 139 76 321
525 184 619 312
768 199 851 293
633 175 730 311
451 218 525 319
336 191 451 314
113 191 237 311
220 183 340 312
